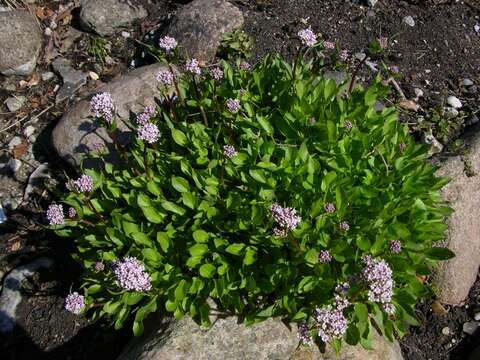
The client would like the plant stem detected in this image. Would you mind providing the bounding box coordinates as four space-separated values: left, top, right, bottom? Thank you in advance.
143 146 151 180
169 64 184 104
348 55 368 95
292 46 303 81
192 76 208 126
86 197 104 220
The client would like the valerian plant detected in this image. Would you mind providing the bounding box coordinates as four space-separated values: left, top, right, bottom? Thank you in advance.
48 29 454 351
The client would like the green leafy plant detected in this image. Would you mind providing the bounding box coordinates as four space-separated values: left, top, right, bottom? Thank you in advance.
49 33 453 351
218 29 254 60
88 35 109 66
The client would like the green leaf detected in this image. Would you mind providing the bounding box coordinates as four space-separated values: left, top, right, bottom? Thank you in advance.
87 284 101 295
125 292 144 305
141 206 165 224
225 243 245 255
425 247 455 260
189 243 209 257
172 177 190 193
157 232 170 252
355 303 368 322
346 324 360 345
199 263 216 278
249 169 267 183
304 249 318 265
172 128 187 146
131 232 151 246
182 192 196 209
256 115 274 135
243 247 257 265
193 229 209 243
161 201 186 215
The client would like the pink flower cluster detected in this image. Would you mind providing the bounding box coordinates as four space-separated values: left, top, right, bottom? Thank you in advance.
323 41 335 50
136 105 156 125
46 204 64 225
319 250 332 264
67 175 94 194
159 36 177 52
64 292 85 314
223 145 237 158
239 61 251 71
210 67 224 81
156 69 174 86
68 207 76 218
186 58 201 75
112 257 152 292
138 122 161 143
390 240 402 254
314 305 348 343
339 221 350 231
362 255 394 304
90 92 115 124
297 323 313 345
324 203 336 213
298 27 317 47
226 98 241 113
270 203 301 236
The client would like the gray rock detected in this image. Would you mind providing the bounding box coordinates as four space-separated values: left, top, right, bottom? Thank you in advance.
463 79 474 87
0 204 6 224
52 63 169 166
367 0 378 6
442 326 451 336
5 96 26 112
445 107 459 118
446 96 462 109
8 158 22 173
166 0 244 61
23 163 50 201
41 71 55 82
0 10 42 76
414 88 424 99
52 58 87 102
0 258 53 332
79 0 147 36
324 70 347 85
474 312 480 321
435 133 480 304
293 331 404 360
424 133 443 156
403 15 415 27
23 125 36 140
118 315 298 360
7 136 22 150
468 85 477 95
463 321 479 336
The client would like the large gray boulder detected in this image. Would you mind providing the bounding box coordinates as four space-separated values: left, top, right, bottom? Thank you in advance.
435 132 480 305
167 0 244 61
118 316 298 360
0 10 42 76
79 0 147 36
52 63 167 166
118 314 404 360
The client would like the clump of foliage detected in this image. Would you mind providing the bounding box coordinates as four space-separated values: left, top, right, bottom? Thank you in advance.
48 29 453 351
218 29 254 60
88 35 109 66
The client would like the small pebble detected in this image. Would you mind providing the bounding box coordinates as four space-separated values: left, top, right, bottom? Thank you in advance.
89 71 99 80
414 88 424 98
463 321 479 335
8 158 22 173
447 96 462 109
121 31 131 38
5 96 26 112
41 72 55 81
403 15 415 27
474 312 480 321
8 136 22 150
0 204 6 224
463 78 474 87
445 107 459 117
23 125 35 139
442 327 451 336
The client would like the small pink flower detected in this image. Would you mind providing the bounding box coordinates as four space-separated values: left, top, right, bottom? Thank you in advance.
68 207 76 218
298 27 317 47
323 41 335 50
223 145 237 158
210 67 224 81
339 49 349 61
186 59 201 75
226 98 241 113
159 36 177 52
138 123 161 143
378 37 388 49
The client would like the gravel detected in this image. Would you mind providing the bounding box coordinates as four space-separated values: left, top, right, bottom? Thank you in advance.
447 96 462 109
